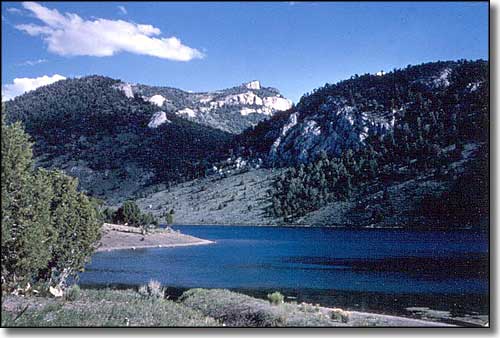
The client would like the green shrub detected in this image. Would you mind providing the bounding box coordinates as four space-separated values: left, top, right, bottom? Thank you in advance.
267 291 284 305
138 284 149 297
166 209 175 225
111 201 158 227
64 284 81 301
139 279 165 298
331 308 350 323
180 289 286 327
148 280 164 298
114 201 141 226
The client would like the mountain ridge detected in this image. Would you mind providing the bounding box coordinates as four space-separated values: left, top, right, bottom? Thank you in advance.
3 59 489 229
113 78 292 134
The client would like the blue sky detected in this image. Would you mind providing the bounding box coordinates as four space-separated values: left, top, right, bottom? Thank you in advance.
1 1 488 102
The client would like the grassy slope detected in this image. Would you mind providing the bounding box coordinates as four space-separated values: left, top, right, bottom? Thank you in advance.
136 169 283 226
1 289 218 327
2 288 459 327
135 140 484 228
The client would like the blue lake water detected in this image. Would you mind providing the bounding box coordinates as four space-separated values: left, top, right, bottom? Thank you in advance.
79 226 488 315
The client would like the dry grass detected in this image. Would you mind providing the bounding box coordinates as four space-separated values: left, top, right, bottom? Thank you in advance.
2 288 219 327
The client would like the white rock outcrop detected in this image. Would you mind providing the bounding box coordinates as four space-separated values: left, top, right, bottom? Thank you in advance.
116 83 134 98
148 111 170 128
244 80 261 90
176 108 197 118
148 94 167 107
433 68 452 88
269 102 394 164
270 112 299 158
223 91 263 106
263 96 293 111
240 108 257 116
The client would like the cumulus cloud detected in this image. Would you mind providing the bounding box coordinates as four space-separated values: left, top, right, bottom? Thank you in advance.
117 5 127 15
2 74 66 101
15 2 204 61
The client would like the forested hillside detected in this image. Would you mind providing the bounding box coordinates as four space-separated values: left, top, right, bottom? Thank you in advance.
3 60 489 229
235 60 489 228
3 76 232 203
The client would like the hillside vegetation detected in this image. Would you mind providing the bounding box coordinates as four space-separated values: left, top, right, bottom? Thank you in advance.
4 76 232 203
3 60 489 229
233 60 488 228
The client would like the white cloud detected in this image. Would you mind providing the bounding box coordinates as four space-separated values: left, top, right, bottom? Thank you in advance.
117 5 127 15
2 74 66 101
15 2 204 61
18 58 47 66
7 7 23 13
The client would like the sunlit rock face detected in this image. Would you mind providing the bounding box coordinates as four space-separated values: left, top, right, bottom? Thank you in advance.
244 80 261 90
263 96 292 112
148 111 170 128
148 94 167 107
115 79 292 134
115 83 134 98
265 67 466 166
176 107 197 118
268 100 393 166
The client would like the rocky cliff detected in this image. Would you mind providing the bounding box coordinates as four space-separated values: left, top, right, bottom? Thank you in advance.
117 80 292 134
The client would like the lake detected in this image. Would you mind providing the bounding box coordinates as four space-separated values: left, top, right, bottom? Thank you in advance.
79 226 488 316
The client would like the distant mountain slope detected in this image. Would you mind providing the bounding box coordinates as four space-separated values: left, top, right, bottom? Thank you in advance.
3 75 233 203
220 60 488 228
236 60 488 166
115 80 292 134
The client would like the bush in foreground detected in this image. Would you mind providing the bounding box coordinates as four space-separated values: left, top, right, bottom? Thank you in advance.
267 292 284 305
179 288 340 327
64 285 81 301
138 280 165 299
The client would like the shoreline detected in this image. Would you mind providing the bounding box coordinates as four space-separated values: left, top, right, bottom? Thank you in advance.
171 223 480 231
96 239 214 252
96 224 215 252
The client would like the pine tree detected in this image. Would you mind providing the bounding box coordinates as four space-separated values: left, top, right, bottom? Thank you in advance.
2 115 101 289
114 200 142 226
1 120 54 285
166 209 175 225
42 170 101 287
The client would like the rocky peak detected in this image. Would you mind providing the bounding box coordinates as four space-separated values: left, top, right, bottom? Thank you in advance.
244 80 261 90
113 78 291 134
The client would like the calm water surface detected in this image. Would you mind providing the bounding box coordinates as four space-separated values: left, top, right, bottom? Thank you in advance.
79 226 488 315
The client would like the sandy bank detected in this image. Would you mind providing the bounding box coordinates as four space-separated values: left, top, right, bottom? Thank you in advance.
97 224 214 252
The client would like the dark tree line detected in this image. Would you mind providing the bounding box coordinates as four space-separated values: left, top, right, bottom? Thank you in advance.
102 201 157 228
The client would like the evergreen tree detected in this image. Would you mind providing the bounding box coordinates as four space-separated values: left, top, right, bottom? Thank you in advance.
114 201 142 226
2 115 102 289
42 171 101 287
166 209 175 225
1 120 54 285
